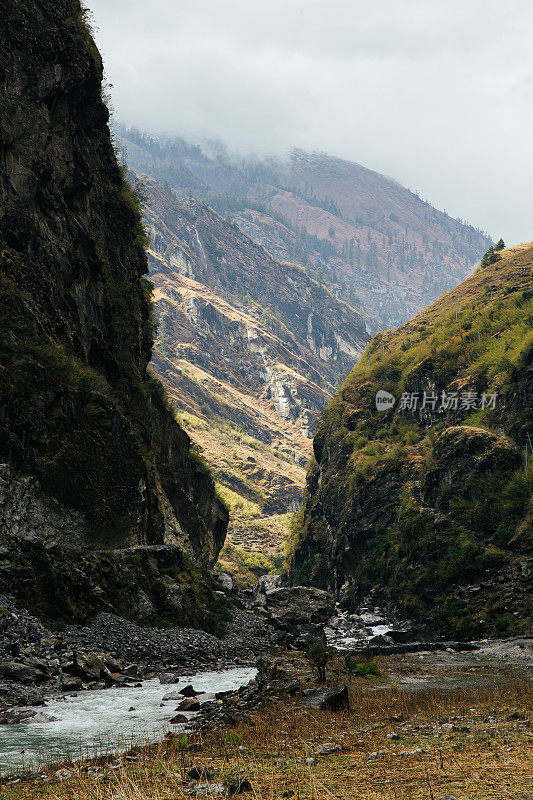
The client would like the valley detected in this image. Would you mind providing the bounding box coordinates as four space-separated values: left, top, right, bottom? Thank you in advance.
137 171 368 582
0 2 531 799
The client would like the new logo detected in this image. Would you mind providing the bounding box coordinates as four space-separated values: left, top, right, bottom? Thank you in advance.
375 390 396 412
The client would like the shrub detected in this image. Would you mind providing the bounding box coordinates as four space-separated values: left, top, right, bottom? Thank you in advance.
344 654 379 677
305 640 334 683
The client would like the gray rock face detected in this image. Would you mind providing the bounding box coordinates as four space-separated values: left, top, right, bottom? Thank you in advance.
300 684 349 711
260 586 335 625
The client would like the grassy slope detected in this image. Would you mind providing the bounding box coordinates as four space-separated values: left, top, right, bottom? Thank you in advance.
290 243 533 636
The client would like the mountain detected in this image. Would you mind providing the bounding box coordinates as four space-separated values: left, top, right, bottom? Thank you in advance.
289 243 533 638
133 171 369 579
118 129 492 331
0 0 228 628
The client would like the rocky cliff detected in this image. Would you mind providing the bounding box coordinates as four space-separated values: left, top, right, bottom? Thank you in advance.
290 243 533 638
0 0 228 627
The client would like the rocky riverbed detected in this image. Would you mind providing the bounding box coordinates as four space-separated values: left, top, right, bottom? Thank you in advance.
1 577 531 780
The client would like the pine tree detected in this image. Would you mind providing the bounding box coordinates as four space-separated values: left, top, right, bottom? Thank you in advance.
494 238 505 251
480 245 501 268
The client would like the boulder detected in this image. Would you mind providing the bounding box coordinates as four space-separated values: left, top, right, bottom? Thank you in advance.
300 684 349 711
159 672 181 684
368 634 394 646
179 684 198 697
0 661 47 683
170 713 189 724
67 652 110 682
162 691 183 701
178 697 201 711
385 628 415 644
253 574 286 603
215 572 234 591
0 708 59 724
62 676 84 691
260 586 334 626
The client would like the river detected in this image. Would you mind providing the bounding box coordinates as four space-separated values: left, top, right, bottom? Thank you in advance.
0 666 257 776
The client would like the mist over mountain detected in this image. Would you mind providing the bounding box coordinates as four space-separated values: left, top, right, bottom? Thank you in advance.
118 126 492 333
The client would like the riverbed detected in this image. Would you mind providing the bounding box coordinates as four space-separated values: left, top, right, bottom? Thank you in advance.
0 666 256 776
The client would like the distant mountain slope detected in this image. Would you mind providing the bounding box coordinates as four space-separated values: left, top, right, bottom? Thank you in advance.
119 129 492 330
289 242 533 637
136 172 369 578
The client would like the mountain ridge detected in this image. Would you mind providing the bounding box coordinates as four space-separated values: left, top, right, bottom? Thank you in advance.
118 128 492 331
132 170 369 580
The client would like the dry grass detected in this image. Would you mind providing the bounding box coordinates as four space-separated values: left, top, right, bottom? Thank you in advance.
3 674 532 800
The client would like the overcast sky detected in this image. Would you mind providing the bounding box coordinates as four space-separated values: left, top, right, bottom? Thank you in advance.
87 0 533 244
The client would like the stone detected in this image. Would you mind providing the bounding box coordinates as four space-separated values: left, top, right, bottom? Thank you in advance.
70 652 108 681
253 574 286 602
179 684 198 697
214 572 234 591
260 586 335 625
187 767 213 781
315 743 341 755
300 685 349 711
186 782 227 797
170 713 189 724
178 698 201 711
0 709 59 724
0 661 46 683
62 676 84 691
162 691 183 701
368 634 394 646
159 672 181 684
226 777 252 794
385 628 415 644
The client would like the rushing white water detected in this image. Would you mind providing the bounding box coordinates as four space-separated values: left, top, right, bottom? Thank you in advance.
0 666 256 776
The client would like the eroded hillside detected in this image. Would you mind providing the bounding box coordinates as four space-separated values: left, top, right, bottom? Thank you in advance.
290 242 533 637
136 172 369 579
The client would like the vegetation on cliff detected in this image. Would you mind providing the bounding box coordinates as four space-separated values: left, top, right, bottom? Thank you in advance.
290 243 533 637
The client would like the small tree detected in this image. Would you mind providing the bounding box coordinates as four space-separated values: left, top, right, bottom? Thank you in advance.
480 245 501 268
494 238 505 251
305 640 334 684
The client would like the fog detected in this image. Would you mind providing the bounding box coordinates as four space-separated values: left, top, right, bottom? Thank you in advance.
87 0 533 244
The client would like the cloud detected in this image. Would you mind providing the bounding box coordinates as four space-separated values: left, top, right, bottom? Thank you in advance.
87 0 533 244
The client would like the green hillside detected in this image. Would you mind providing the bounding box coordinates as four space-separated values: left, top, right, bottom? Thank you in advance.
290 242 533 638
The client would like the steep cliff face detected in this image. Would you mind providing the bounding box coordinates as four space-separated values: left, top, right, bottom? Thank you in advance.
290 243 533 638
0 0 227 626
